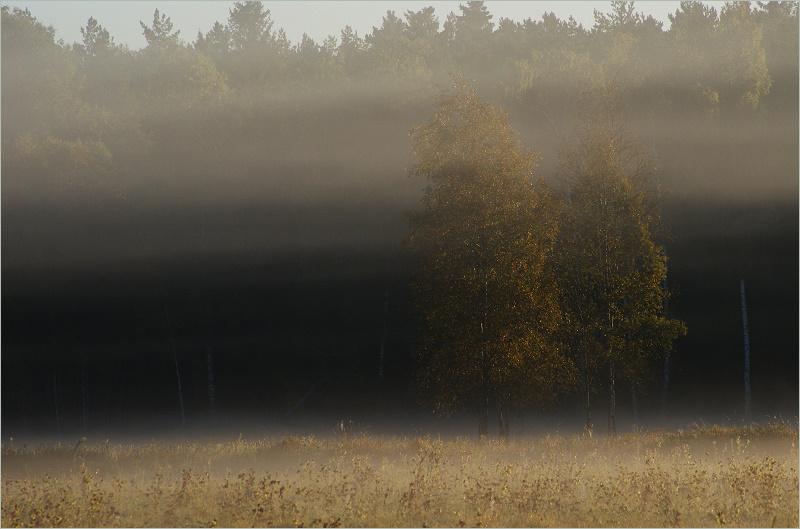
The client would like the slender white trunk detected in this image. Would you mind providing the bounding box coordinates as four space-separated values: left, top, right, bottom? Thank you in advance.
623 297 636 426
573 272 592 435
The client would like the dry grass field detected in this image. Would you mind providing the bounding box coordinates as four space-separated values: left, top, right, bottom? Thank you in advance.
2 423 797 527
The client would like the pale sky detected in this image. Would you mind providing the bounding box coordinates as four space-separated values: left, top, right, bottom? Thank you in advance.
2 1 722 50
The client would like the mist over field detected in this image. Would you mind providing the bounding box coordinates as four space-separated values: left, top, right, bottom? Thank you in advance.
1 0 797 447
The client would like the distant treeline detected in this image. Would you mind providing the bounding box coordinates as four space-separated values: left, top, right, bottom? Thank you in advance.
2 1 798 206
1 2 798 433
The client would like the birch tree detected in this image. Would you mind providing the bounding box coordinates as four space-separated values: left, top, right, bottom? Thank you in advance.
557 83 686 436
407 76 574 439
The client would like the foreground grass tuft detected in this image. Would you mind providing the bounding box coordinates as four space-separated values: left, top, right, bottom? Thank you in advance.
2 424 798 527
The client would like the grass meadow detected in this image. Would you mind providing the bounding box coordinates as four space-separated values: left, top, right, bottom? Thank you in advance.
1 423 798 527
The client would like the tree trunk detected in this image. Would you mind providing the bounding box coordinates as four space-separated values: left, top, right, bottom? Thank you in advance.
497 404 509 441
574 272 592 436
116 358 126 428
584 386 593 436
661 246 670 419
16 364 28 440
608 364 617 437
579 345 593 436
478 260 490 440
661 351 670 420
51 365 60 437
82 361 89 436
165 308 186 425
624 297 636 426
740 279 751 421
379 290 388 380
207 345 216 415
104 376 111 428
200 217 217 418
478 350 490 439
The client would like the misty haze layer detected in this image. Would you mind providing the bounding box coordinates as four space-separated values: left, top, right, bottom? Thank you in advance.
1 1 797 438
